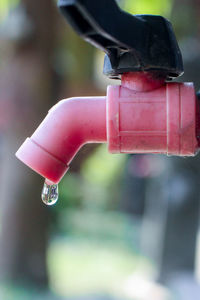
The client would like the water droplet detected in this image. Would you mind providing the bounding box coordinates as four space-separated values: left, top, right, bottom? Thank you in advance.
41 179 59 206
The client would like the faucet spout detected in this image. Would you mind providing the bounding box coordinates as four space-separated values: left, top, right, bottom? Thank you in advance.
16 96 107 183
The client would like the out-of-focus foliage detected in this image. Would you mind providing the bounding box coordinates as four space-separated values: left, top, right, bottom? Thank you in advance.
120 0 173 17
81 144 126 186
55 145 127 233
0 0 19 20
48 238 152 297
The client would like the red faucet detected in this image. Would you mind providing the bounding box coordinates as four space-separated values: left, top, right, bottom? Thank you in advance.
15 72 198 183
15 0 199 183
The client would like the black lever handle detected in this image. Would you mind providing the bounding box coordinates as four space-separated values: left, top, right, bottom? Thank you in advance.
58 0 183 79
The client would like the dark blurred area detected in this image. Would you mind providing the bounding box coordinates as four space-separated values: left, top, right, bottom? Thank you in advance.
0 0 200 299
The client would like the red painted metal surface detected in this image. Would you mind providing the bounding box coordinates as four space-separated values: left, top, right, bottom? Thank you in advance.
107 78 197 156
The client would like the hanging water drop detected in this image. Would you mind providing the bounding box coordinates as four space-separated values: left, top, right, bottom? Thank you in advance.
41 179 59 206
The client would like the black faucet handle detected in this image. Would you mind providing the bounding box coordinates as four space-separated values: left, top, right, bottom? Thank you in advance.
58 0 183 79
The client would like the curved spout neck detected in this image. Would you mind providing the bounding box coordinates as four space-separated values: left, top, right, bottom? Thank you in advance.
16 96 107 183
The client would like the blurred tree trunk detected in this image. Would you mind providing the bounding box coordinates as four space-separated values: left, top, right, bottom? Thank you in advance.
0 0 58 287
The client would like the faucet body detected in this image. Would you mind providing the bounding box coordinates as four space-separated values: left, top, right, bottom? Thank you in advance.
108 74 197 156
16 73 198 183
